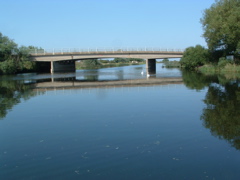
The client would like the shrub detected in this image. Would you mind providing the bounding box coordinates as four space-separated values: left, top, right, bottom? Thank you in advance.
0 59 17 74
180 45 209 70
217 57 232 69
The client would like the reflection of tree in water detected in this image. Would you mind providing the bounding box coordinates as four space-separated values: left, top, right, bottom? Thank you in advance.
0 80 41 119
201 81 240 150
116 70 124 80
181 70 216 90
182 70 240 150
83 70 99 81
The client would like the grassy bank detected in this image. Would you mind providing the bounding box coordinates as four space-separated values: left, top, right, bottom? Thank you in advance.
198 63 240 79
199 64 240 73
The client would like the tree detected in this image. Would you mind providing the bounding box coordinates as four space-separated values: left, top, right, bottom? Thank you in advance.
112 58 144 63
201 0 240 61
180 45 209 69
82 59 102 68
0 32 38 74
113 58 130 63
162 58 169 63
0 32 18 62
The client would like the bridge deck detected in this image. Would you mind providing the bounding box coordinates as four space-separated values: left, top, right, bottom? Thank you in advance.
30 49 184 62
29 48 184 56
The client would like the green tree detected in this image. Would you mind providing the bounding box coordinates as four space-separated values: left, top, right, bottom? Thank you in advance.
201 0 240 61
113 58 130 63
162 58 169 63
112 58 144 63
180 45 209 69
0 32 18 62
0 33 39 74
82 59 102 68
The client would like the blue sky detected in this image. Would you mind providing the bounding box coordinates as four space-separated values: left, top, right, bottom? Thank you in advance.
0 0 214 50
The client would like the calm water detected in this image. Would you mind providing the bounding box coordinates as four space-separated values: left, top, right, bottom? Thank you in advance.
0 64 240 180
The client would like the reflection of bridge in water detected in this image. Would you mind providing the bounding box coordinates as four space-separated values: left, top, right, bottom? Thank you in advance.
32 77 183 91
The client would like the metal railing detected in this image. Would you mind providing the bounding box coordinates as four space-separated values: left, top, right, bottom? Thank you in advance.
29 47 185 55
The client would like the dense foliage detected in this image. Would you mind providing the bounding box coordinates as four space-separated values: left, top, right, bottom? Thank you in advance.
201 0 240 61
180 45 209 69
0 32 37 74
181 0 240 70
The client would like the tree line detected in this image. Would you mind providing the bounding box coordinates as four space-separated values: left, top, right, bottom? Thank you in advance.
180 0 240 70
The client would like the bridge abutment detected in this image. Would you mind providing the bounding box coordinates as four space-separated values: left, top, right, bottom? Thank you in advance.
50 60 76 73
146 59 156 74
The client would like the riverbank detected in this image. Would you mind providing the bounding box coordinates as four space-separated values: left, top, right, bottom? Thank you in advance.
198 63 240 79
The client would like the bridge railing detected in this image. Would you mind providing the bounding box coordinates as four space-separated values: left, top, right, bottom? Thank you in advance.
29 48 185 55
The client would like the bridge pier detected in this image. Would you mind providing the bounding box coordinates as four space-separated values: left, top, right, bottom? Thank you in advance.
50 60 76 73
146 59 156 74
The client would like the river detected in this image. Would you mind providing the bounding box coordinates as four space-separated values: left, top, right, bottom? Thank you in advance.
0 64 240 180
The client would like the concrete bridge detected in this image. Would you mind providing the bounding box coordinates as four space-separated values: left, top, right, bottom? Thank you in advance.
30 48 184 73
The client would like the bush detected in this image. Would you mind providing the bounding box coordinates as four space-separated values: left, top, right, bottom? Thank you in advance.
198 64 217 74
217 58 232 69
0 59 17 74
180 45 209 70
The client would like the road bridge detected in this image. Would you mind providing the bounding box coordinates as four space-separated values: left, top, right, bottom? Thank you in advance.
30 48 184 73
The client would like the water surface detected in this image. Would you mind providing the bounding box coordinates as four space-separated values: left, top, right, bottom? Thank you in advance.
0 64 240 179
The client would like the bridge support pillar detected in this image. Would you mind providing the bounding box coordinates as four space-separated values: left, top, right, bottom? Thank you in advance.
50 60 76 73
146 59 156 74
50 61 54 73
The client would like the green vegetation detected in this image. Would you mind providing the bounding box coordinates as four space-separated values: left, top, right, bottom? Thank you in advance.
0 32 145 73
199 57 240 73
112 58 145 63
157 58 180 68
76 58 145 69
76 59 102 69
180 0 240 73
0 32 40 74
161 58 170 63
201 0 240 61
180 45 209 69
163 61 180 68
